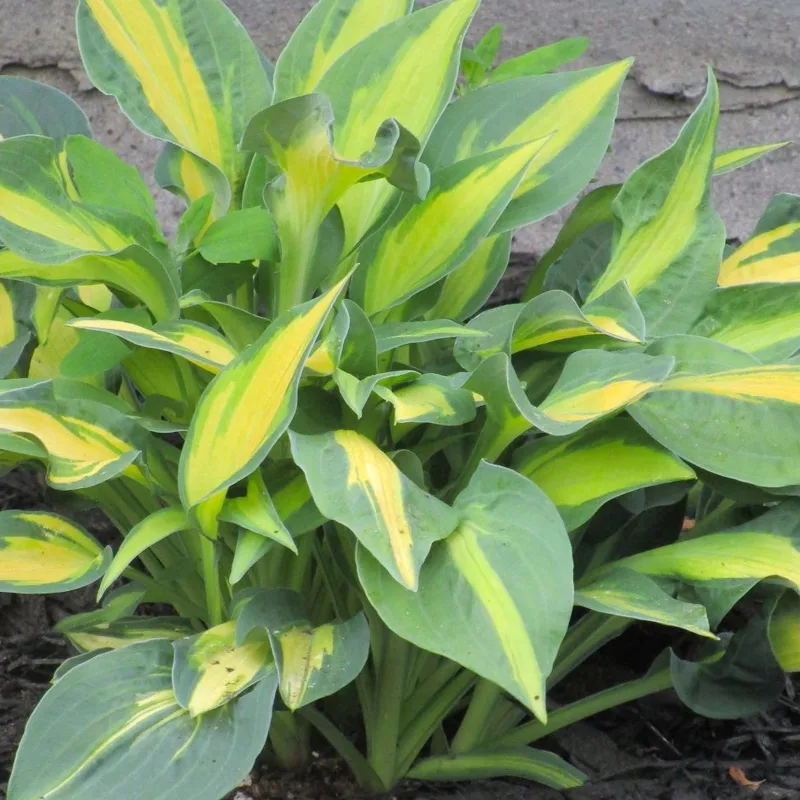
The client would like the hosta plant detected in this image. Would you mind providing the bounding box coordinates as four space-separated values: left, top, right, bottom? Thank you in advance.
0 1 798 798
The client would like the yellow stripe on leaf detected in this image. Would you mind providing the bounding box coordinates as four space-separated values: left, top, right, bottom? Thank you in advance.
719 221 800 286
540 379 658 424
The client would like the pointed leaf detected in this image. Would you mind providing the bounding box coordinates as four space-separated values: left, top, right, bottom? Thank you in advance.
60 616 197 653
713 141 790 176
377 374 477 427
0 76 91 139
489 36 589 82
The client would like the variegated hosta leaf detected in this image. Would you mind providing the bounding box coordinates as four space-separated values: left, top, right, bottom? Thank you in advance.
718 193 800 286
54 583 146 634
629 335 800 487
455 284 645 371
606 501 800 594
240 93 427 312
335 369 418 418
427 231 513 321
273 0 412 101
692 283 800 362
235 588 370 710
69 318 238 373
425 61 630 232
712 141 790 177
353 139 546 316
768 590 800 672
588 69 723 335
77 0 271 203
8 640 277 800
0 75 91 140
466 350 674 465
179 277 347 516
0 510 110 594
319 0 479 255
60 616 197 653
180 292 269 350
373 319 481 354
305 299 378 379
575 567 713 638
0 279 34 378
0 381 145 489
514 417 695 531
98 507 189 599
291 429 458 590
487 36 589 84
376 374 477 427
172 620 274 717
358 462 573 721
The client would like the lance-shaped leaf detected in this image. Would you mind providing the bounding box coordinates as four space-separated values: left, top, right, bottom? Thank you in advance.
488 36 589 83
0 382 145 489
712 141 790 177
374 319 482 353
77 0 271 201
180 292 268 349
768 590 800 672
692 283 800 362
55 583 146 632
587 70 723 335
235 588 370 710
629 336 800 487
353 139 546 316
172 620 273 717
427 231 513 321
0 510 110 594
220 471 297 554
425 61 630 232
718 194 800 286
514 417 695 531
240 93 427 312
319 0 479 254
466 350 673 465
273 0 411 101
69 318 237 373
98 507 189 599
0 279 33 378
291 429 458 589
456 285 645 370
576 567 713 638
179 276 347 510
0 76 91 140
7 640 277 800
359 462 573 721
60 616 197 653
376 374 477 427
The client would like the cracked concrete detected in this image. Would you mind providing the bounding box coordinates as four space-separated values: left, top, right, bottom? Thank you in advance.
0 0 798 254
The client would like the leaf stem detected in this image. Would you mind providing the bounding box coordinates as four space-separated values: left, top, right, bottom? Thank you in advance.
450 678 503 753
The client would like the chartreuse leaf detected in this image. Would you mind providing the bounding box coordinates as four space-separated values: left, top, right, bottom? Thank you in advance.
172 620 273 717
98 507 189 599
77 0 271 202
69 318 238 373
718 197 800 286
587 70 723 335
425 61 630 232
489 36 589 83
197 207 278 265
7 640 277 800
427 231 513 321
0 279 33 378
408 748 585 789
576 567 713 638
354 140 546 316
0 510 110 594
359 462 573 721
60 616 197 653
273 0 411 101
376 374 477 427
179 276 347 514
0 76 91 139
0 382 145 489
629 336 800 487
220 471 297 554
691 283 800 361
235 588 370 710
713 141 790 176
514 417 695 530
768 590 800 671
291 429 458 590
320 0 479 254
241 93 426 312
180 292 268 349
456 285 645 370
467 350 673 467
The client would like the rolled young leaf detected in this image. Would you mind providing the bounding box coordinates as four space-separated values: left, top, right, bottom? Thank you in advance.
358 462 573 722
